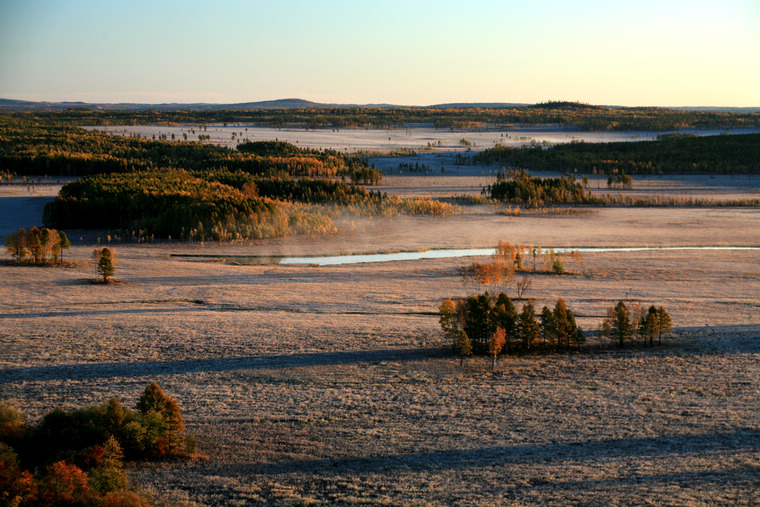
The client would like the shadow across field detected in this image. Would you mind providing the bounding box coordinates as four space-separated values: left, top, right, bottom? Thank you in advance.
0 347 443 383
224 428 760 480
0 299 439 319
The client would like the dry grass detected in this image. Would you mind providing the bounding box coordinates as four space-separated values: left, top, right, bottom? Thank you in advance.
1 171 760 505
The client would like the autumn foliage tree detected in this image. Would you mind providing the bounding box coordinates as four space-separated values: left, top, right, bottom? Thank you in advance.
0 383 194 506
488 327 507 370
4 227 70 264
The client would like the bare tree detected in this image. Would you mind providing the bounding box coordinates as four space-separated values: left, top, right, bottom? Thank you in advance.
515 276 532 298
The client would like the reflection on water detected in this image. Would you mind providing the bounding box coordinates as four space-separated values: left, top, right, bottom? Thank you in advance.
168 246 759 266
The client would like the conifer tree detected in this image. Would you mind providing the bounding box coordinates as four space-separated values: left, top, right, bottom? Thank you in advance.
539 306 555 351
518 302 541 353
93 247 116 283
609 301 632 347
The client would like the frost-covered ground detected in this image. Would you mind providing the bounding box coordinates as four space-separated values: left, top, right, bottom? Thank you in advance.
1 244 759 505
81 124 760 153
1 147 760 504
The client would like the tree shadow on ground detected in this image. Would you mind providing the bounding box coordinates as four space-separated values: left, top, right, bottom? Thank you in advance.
0 347 444 383
223 428 760 480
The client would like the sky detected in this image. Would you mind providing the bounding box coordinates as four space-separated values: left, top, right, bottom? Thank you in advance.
0 0 758 107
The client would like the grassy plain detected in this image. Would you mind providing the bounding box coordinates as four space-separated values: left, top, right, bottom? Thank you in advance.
1 137 759 504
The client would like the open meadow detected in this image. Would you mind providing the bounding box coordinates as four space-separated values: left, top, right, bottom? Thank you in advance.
1 131 759 504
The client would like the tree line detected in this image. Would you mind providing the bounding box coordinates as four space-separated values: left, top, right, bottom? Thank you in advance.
42 169 454 241
0 383 195 506
483 168 760 208
474 133 760 175
0 117 382 183
440 294 673 365
8 101 760 132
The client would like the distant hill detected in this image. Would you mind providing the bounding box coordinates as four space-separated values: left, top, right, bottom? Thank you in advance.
527 101 607 110
0 98 757 113
427 102 529 109
0 97 330 112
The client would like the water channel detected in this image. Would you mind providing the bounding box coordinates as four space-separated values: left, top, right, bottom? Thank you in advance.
169 246 759 266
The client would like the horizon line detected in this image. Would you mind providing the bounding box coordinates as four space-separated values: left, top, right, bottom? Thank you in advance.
1 96 759 111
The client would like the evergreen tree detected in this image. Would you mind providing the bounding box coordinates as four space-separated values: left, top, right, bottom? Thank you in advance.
610 301 632 347
518 302 541 353
93 247 116 283
463 293 492 351
539 306 555 351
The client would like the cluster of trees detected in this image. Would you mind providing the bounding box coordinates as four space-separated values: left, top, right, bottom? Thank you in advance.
602 301 672 347
607 172 634 189
461 241 583 299
474 133 760 175
0 382 195 506
42 170 333 241
0 118 381 182
440 293 583 362
42 169 453 241
4 227 70 264
11 101 760 132
485 170 589 206
439 296 675 365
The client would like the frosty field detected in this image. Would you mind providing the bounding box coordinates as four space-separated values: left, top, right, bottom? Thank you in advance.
1 142 759 504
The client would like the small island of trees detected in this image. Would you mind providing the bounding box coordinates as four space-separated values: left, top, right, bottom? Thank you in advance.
4 227 70 264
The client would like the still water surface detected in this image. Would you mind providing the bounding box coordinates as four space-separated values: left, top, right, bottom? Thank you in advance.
170 246 759 266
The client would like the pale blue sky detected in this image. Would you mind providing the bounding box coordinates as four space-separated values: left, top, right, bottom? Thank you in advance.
1 0 758 106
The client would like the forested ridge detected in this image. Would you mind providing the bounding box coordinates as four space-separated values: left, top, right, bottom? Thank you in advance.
474 133 760 175
8 101 760 131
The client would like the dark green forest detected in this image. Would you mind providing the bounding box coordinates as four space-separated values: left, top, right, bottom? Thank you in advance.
474 133 760 175
7 101 760 131
486 171 590 206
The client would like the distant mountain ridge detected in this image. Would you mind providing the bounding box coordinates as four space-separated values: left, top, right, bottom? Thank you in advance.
0 97 758 113
0 97 329 112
